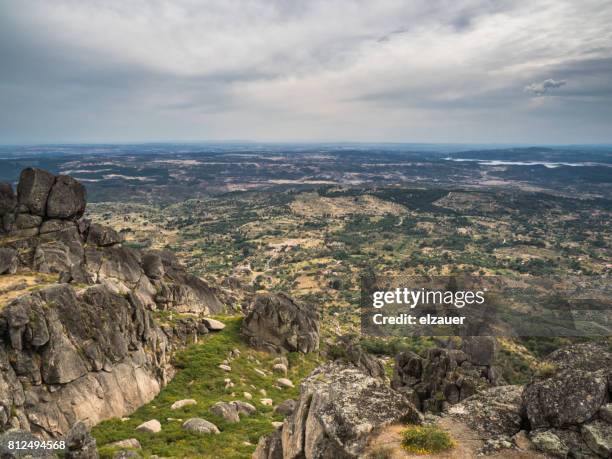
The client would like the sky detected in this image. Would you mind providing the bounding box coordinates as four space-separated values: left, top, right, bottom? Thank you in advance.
1 0 612 145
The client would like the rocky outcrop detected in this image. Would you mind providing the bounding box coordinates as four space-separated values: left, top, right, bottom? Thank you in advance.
1 169 225 317
443 343 612 458
241 293 319 354
253 362 421 459
0 168 229 442
521 343 611 458
392 337 502 412
152 250 224 314
0 283 172 438
0 168 85 237
0 281 227 440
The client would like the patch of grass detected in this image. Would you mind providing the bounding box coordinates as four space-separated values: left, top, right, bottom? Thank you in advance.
93 317 321 458
497 345 535 385
401 425 455 455
535 361 558 378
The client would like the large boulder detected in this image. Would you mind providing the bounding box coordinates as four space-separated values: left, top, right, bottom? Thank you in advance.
241 293 319 354
86 246 143 287
522 368 608 429
521 343 612 458
86 223 122 247
170 399 197 410
203 318 225 331
522 343 610 429
265 362 422 458
0 183 16 216
108 438 141 450
39 219 78 234
529 429 571 458
182 418 219 435
16 168 56 217
33 241 74 273
46 175 86 220
230 400 256 417
530 427 601 459
135 419 161 434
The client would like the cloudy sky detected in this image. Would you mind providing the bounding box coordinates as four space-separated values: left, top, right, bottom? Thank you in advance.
1 0 612 144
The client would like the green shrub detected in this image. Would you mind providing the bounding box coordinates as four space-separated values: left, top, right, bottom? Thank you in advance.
536 362 558 378
401 426 454 455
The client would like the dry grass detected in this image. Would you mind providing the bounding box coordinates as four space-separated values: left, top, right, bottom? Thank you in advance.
0 273 60 306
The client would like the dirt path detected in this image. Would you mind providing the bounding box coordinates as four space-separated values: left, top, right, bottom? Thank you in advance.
364 419 548 459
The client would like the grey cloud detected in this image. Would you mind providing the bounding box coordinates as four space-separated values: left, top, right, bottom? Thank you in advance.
524 79 567 96
0 0 611 144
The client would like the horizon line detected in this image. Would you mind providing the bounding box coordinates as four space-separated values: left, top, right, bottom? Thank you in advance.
2 140 612 148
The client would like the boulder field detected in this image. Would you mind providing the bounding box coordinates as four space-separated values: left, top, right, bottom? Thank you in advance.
445 342 611 458
253 339 611 459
